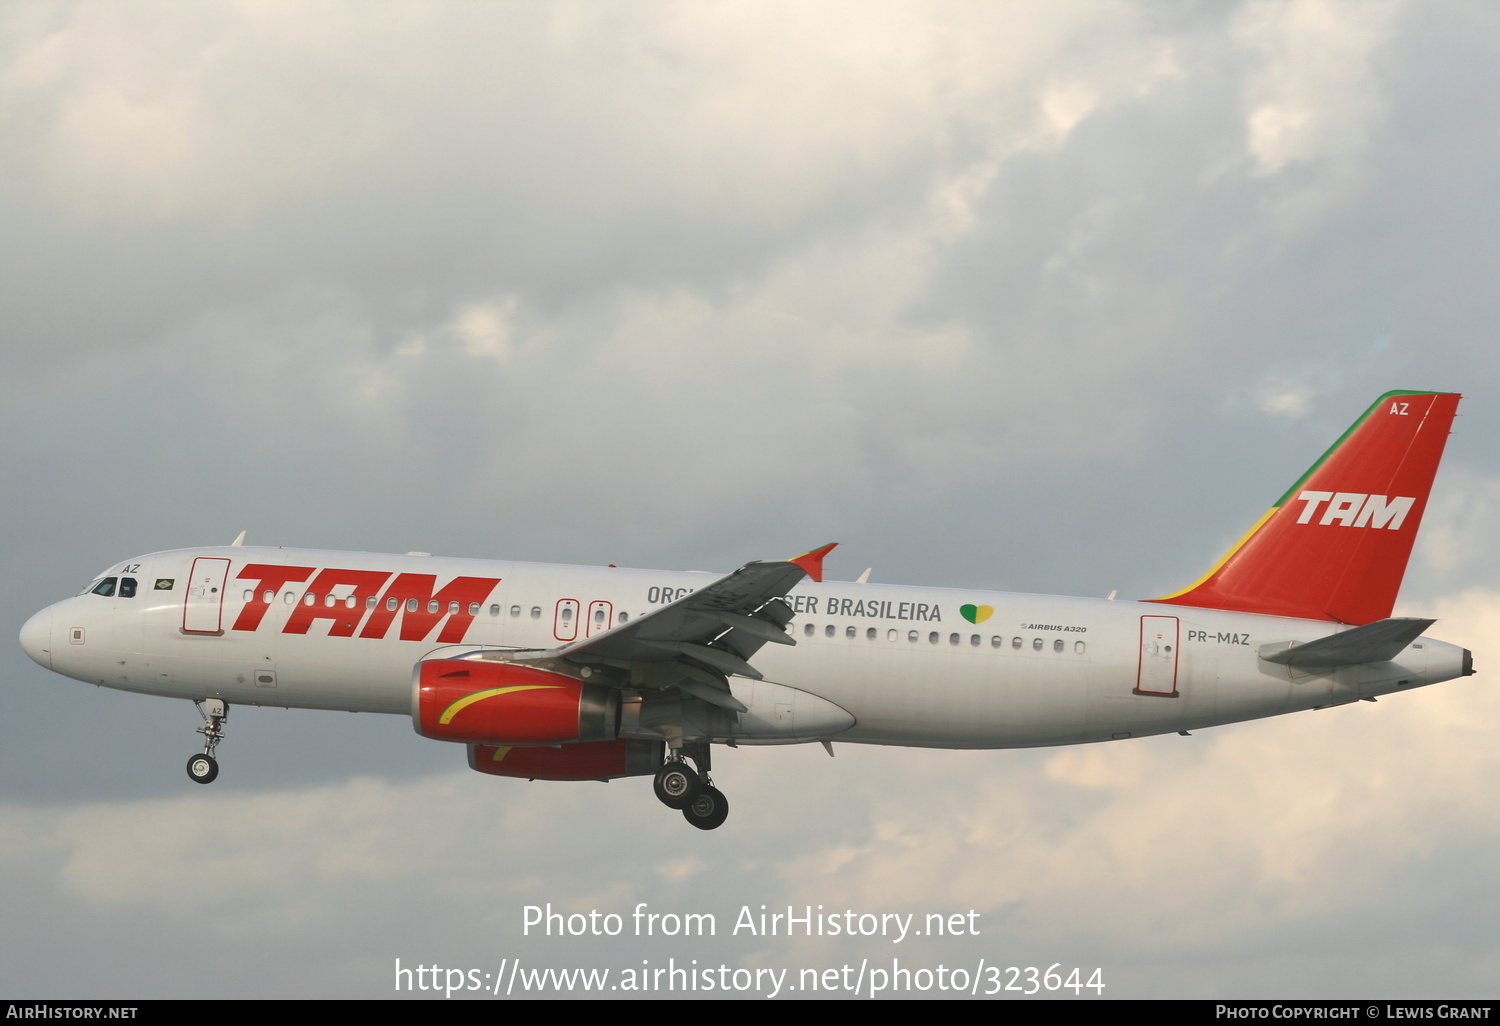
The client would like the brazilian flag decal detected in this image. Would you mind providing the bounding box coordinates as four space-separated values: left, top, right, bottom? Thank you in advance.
154 579 175 590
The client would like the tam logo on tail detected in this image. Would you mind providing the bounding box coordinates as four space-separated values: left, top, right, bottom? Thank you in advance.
1151 390 1459 625
1293 491 1415 530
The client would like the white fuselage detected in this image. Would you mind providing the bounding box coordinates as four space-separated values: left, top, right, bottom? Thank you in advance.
21 546 1469 750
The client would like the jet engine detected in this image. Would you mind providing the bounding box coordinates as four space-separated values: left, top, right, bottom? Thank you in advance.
412 658 619 746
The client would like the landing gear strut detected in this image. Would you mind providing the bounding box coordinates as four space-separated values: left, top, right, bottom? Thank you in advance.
653 741 729 830
187 699 228 785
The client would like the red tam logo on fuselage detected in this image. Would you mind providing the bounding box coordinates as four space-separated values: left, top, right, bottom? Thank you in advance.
230 565 501 643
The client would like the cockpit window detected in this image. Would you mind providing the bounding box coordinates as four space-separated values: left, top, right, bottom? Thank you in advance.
89 577 118 597
119 577 138 599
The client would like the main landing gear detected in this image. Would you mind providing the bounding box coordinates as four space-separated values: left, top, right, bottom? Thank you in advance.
187 699 228 785
653 742 729 831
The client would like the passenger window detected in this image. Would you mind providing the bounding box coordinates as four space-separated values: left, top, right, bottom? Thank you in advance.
90 578 117 597
845 626 856 639
970 634 980 647
619 612 630 624
1075 641 1086 654
804 623 814 636
243 589 253 602
908 630 919 643
387 597 399 611
1032 638 1043 651
594 608 606 623
1012 637 1021 650
866 627 877 640
469 603 480 616
427 600 439 614
929 632 939 644
285 591 297 605
265 590 275 604
490 604 500 617
324 594 337 607
949 633 960 646
1053 639 1064 653
407 598 419 613
530 607 541 619
367 596 377 610
448 601 460 615
887 629 898 641
991 636 1002 648
304 593 317 606
825 624 835 637
346 595 357 609
561 607 573 621
510 605 521 618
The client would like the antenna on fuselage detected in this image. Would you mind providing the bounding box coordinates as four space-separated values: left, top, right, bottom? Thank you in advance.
230 531 246 547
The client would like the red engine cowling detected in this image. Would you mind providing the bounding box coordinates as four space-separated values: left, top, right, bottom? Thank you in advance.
468 739 663 781
413 658 620 746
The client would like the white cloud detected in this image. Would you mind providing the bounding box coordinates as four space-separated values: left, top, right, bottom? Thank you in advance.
1410 467 1500 599
1236 0 1399 174
452 298 520 361
0 1 1177 231
1254 378 1321 417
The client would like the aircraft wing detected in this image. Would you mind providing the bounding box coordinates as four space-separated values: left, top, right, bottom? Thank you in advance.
549 543 837 711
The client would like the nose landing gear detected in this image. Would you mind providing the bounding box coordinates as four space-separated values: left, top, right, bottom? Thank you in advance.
652 742 729 830
187 699 228 785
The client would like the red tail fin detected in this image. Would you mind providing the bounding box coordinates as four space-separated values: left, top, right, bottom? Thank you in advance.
1149 390 1460 624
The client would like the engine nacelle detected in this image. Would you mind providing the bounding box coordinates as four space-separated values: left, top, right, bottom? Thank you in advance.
468 739 663 781
413 658 620 746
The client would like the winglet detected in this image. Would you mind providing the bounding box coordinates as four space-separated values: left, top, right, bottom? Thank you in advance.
789 543 838 583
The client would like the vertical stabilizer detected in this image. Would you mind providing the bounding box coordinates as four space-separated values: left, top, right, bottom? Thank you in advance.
1149 390 1460 624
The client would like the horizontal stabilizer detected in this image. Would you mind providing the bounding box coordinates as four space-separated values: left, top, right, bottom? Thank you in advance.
1258 617 1435 668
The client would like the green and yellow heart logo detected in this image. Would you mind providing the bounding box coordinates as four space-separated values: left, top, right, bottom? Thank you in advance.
960 604 993 624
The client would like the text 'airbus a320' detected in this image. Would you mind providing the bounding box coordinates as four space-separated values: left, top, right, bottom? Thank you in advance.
19 390 1472 829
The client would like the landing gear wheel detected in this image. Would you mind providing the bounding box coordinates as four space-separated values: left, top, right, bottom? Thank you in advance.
186 753 219 785
653 762 700 809
682 785 729 830
190 699 228 781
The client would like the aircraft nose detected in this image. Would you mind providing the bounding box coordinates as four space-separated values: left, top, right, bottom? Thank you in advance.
19 607 52 670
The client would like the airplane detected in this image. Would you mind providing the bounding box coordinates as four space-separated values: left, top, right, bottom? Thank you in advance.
18 390 1473 830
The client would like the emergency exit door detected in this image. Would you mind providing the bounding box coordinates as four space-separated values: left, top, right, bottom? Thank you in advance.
1135 615 1179 696
183 557 231 634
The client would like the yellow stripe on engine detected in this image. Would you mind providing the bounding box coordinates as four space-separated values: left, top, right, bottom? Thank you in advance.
438 685 560 724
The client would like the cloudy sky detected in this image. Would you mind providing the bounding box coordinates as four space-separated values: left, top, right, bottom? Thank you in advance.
3 0 1499 999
